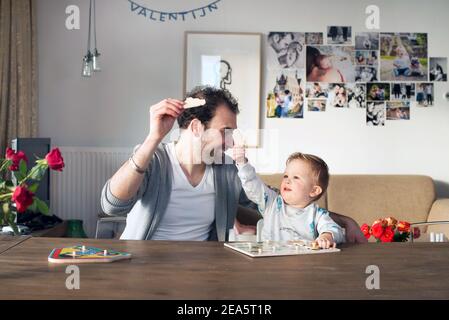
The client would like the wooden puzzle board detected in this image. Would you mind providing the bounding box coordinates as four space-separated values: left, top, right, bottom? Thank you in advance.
224 240 340 258
48 245 132 264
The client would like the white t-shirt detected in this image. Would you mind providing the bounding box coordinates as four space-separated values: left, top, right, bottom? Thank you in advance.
150 142 215 241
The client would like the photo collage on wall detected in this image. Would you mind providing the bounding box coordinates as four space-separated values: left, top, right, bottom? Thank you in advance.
265 28 447 126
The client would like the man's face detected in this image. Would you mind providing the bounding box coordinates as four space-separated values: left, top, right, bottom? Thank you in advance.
202 104 237 157
276 33 294 51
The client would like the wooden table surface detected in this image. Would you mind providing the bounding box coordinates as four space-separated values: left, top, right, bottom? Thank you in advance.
0 235 30 255
1 237 449 300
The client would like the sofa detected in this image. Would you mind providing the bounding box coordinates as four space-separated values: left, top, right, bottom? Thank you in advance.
237 174 449 235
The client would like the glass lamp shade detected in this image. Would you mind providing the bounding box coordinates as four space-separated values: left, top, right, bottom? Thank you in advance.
92 49 101 71
82 53 93 77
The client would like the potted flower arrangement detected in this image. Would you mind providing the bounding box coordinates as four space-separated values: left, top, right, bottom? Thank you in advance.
361 217 420 242
0 147 65 235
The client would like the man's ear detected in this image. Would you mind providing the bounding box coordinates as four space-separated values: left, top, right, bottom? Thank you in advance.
309 185 323 199
189 119 205 138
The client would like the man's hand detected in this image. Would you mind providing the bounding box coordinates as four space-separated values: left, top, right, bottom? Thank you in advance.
148 99 185 142
314 232 335 249
233 219 256 235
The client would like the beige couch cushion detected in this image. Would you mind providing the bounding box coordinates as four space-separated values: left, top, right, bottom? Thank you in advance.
259 174 435 226
326 175 435 225
426 199 449 235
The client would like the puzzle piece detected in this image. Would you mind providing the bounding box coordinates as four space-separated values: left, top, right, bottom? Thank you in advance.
232 129 246 147
184 97 206 109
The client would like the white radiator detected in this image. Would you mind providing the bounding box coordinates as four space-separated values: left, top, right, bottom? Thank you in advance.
50 147 131 237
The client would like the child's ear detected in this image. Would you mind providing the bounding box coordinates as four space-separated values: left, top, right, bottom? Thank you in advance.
310 186 323 198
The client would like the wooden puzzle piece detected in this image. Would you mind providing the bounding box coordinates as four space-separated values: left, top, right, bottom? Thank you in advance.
232 129 246 147
184 97 206 109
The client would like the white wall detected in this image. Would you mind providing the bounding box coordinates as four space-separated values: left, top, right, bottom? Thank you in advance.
37 0 449 197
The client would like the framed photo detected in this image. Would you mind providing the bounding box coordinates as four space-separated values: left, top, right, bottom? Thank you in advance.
184 32 262 147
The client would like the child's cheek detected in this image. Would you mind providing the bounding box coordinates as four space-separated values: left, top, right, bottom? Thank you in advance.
292 181 300 191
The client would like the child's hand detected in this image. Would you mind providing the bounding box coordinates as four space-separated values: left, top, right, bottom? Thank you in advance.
231 130 247 165
232 145 247 165
314 232 336 249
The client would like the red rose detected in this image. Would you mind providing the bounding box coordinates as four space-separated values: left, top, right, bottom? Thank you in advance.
371 221 385 239
385 217 398 230
5 148 28 171
373 218 388 227
11 186 35 213
397 221 410 233
45 148 65 171
380 226 394 242
361 223 371 239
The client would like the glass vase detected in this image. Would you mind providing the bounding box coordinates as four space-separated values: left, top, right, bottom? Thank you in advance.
66 219 88 238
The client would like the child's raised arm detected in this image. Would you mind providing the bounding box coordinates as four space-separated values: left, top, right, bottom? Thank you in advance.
231 145 277 216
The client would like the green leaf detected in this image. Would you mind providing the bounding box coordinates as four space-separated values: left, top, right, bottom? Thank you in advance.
0 192 12 201
29 165 47 181
19 159 27 177
28 183 40 193
27 198 38 213
6 213 19 235
13 170 25 183
2 202 10 215
0 159 12 172
4 181 15 192
35 198 50 216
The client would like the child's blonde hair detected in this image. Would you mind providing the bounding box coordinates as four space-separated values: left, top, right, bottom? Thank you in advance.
286 152 329 200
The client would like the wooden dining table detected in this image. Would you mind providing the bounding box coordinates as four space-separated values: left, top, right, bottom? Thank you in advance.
1 236 449 300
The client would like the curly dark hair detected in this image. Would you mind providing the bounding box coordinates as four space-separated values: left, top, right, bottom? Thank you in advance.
178 86 239 129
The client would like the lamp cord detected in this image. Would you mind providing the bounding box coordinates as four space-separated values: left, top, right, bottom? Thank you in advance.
87 0 92 53
93 0 97 50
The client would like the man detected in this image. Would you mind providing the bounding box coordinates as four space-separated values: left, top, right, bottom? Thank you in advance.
101 86 366 243
268 32 295 54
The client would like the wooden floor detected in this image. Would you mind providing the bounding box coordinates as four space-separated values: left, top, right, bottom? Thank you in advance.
1 236 449 299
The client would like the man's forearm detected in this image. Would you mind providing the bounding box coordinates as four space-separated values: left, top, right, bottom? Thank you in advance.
329 211 347 228
329 211 367 243
109 136 160 201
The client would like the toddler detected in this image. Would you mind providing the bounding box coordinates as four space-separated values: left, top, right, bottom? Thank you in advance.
232 148 345 248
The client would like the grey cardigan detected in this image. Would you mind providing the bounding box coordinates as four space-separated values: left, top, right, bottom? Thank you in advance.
100 143 256 241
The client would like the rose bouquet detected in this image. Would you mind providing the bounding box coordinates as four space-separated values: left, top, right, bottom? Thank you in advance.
0 147 65 235
361 217 420 242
